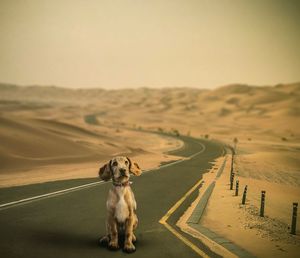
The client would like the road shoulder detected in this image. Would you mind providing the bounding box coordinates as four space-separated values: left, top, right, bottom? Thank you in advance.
177 152 255 258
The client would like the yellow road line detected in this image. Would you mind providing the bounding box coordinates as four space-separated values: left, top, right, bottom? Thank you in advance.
163 222 209 258
159 177 204 224
159 177 209 257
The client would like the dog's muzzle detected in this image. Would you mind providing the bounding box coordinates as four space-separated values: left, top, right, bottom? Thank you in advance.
119 168 126 177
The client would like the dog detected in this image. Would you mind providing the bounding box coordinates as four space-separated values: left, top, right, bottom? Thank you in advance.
98 156 142 253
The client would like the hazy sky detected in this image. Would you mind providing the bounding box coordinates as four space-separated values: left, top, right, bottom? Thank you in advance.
0 0 299 89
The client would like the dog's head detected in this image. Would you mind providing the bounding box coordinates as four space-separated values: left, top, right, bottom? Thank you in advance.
98 156 141 184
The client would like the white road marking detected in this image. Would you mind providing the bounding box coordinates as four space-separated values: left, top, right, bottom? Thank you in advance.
143 141 206 173
0 140 206 210
0 181 107 210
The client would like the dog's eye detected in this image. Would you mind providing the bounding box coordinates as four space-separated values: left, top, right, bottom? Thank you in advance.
125 160 128 165
112 161 118 166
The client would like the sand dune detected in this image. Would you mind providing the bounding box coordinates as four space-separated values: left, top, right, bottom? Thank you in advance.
0 82 299 187
0 116 107 171
0 111 182 186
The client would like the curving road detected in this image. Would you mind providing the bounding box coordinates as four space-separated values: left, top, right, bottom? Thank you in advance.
0 135 224 258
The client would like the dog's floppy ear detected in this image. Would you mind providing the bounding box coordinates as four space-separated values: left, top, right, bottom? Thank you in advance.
127 157 142 176
98 161 112 181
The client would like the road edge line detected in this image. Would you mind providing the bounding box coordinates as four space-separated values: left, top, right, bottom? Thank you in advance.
0 181 106 210
159 176 209 258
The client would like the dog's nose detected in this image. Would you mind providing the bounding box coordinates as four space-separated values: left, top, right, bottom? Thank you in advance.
119 168 126 175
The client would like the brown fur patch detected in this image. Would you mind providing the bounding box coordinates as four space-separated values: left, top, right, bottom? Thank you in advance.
99 163 112 181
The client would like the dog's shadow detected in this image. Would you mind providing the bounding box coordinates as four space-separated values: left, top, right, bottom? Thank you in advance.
30 228 140 252
30 228 100 251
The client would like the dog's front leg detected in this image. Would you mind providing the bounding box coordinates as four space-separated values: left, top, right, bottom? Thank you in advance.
108 217 119 250
123 215 135 253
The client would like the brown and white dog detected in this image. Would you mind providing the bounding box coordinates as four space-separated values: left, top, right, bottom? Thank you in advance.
98 156 141 253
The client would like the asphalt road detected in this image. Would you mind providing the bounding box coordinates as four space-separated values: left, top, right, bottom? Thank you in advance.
0 136 224 258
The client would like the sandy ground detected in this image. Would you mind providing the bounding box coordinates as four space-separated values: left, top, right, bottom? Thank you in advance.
201 153 300 258
0 113 183 187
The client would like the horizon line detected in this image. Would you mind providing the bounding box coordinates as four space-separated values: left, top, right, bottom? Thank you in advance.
0 80 299 91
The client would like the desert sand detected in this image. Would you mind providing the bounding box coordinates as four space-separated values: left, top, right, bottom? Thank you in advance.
0 113 183 187
201 154 300 258
0 82 299 255
0 82 299 185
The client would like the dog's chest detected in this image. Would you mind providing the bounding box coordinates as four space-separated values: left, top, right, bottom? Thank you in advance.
115 188 129 223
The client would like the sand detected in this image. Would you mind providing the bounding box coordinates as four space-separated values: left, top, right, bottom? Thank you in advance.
1 82 299 186
201 153 300 258
0 112 183 187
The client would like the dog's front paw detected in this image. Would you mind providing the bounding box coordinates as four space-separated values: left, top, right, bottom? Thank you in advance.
108 241 120 251
123 242 136 253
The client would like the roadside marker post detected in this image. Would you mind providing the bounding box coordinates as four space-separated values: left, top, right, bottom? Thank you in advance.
229 151 234 190
242 185 248 205
291 202 298 235
230 173 234 190
235 180 239 196
230 153 234 182
260 191 266 217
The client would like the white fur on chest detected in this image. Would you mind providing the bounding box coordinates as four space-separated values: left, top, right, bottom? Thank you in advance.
114 187 129 223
